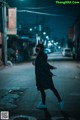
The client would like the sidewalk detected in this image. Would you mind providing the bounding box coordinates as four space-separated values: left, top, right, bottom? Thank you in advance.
0 59 3 68
76 61 80 68
0 60 15 71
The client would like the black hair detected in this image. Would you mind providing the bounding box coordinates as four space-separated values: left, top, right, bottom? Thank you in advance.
36 44 44 50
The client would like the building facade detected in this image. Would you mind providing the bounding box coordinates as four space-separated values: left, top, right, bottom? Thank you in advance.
72 16 80 60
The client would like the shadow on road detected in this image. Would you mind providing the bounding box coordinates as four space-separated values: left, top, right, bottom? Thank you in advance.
41 109 70 120
61 111 70 120
43 108 52 120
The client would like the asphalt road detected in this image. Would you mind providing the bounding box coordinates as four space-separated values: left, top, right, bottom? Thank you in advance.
0 55 80 120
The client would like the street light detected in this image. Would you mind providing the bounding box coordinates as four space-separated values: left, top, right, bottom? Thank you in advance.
29 28 33 31
46 36 49 39
43 32 46 35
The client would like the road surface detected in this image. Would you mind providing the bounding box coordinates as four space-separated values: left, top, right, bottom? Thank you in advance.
0 54 80 120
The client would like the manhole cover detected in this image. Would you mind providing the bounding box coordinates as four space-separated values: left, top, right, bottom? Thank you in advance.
51 116 76 120
10 115 37 120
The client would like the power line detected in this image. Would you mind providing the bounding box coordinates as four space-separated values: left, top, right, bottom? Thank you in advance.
17 9 63 16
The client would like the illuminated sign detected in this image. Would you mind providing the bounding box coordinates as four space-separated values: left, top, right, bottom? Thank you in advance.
7 8 17 35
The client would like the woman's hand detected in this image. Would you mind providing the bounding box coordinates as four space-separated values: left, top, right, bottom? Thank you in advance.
52 66 57 69
32 60 35 65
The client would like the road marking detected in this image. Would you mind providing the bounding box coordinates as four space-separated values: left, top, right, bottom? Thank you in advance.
51 116 76 120
70 93 80 96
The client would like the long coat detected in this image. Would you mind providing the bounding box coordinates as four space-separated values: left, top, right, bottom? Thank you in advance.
35 51 54 90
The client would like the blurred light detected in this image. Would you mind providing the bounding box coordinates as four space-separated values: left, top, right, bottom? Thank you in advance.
48 41 50 43
58 46 61 49
51 40 54 43
46 36 49 39
54 43 56 45
29 28 32 31
19 0 24 1
48 42 52 47
54 42 58 45
21 36 29 39
44 40 47 45
39 25 42 31
43 32 46 35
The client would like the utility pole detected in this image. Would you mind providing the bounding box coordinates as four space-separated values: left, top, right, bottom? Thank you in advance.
2 0 7 65
36 15 39 45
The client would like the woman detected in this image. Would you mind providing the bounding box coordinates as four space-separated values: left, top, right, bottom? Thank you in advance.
33 43 64 110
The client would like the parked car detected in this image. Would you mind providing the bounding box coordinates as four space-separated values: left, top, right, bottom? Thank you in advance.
62 48 72 57
44 48 52 54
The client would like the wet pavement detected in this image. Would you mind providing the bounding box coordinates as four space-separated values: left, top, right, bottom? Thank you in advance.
0 56 80 120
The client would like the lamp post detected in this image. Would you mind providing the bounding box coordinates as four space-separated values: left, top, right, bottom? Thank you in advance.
1 0 7 65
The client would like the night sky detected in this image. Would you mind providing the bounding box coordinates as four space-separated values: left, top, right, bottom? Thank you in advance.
2 0 80 40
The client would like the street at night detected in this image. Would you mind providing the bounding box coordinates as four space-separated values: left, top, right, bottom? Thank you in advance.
0 54 80 120
0 0 80 120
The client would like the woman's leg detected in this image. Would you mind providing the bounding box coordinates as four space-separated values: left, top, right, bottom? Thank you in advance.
40 89 46 105
50 85 62 102
50 85 64 110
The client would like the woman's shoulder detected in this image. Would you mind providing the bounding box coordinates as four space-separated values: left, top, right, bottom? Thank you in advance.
44 52 47 56
39 51 47 58
42 52 47 59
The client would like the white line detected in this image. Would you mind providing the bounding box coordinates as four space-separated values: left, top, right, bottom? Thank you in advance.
70 93 80 96
51 117 76 120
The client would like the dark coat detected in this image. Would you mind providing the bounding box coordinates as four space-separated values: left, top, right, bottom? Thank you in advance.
35 51 54 90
